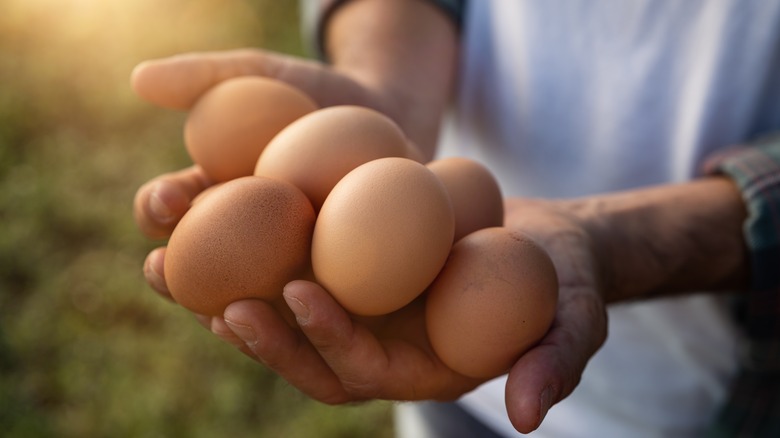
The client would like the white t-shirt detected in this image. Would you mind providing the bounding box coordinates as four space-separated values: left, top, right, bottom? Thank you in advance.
436 1 780 437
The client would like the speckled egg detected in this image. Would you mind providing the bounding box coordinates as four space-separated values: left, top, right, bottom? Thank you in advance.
164 176 315 316
425 227 558 379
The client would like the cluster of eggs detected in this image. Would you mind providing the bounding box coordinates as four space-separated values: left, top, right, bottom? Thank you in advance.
163 76 558 379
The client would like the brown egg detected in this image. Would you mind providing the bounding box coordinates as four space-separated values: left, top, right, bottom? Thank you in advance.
255 106 414 211
312 157 455 316
425 227 558 379
184 76 318 182
427 157 504 242
189 182 224 205
164 176 315 316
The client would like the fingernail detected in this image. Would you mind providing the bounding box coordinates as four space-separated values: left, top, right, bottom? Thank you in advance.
283 293 310 323
539 386 553 425
224 319 257 347
212 318 246 348
149 191 175 224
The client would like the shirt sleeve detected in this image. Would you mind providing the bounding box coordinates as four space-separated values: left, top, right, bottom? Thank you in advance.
706 134 780 302
704 133 780 436
299 0 466 61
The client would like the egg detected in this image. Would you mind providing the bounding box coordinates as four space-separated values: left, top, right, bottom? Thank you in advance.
312 157 455 316
164 176 315 316
184 76 318 182
189 181 224 205
425 227 558 379
427 157 504 242
255 106 416 211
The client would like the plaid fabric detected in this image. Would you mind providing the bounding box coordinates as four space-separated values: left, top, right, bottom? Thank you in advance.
706 134 780 437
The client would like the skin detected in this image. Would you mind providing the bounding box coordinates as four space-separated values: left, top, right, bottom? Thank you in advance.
132 0 750 433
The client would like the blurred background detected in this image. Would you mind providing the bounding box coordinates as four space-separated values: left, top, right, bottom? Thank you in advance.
0 0 394 436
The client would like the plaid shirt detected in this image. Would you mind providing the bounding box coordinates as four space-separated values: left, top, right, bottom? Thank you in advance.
706 135 780 437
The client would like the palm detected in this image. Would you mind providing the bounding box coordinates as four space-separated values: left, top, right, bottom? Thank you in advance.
219 282 483 404
352 293 485 399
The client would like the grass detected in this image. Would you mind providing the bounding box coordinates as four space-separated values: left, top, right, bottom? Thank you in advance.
0 1 394 436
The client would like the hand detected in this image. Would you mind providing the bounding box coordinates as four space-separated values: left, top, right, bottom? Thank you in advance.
134 47 434 297
138 171 607 435
134 48 482 400
213 197 607 433
130 49 434 147
499 176 748 432
218 282 484 404
133 50 609 434
501 198 608 433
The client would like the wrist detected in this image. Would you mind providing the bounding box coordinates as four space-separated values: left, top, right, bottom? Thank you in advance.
323 0 459 158
579 178 748 304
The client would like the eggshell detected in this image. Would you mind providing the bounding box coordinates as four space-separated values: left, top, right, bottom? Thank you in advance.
189 182 225 205
184 76 318 182
427 157 504 242
164 176 315 316
425 227 558 379
255 106 413 211
312 157 455 316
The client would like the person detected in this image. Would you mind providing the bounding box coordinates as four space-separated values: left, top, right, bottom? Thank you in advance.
131 0 780 436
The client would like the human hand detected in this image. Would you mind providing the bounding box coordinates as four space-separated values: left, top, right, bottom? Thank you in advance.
133 48 435 296
131 49 434 149
134 48 481 398
500 174 753 432
210 196 607 434
135 0 459 300
499 197 608 433
137 165 606 435
216 281 485 404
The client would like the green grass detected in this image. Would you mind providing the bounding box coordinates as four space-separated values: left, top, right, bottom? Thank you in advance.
0 1 394 436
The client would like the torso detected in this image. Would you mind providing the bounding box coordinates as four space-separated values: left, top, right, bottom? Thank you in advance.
439 1 780 436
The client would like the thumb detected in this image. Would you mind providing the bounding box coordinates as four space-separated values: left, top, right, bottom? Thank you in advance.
504 286 607 433
130 48 374 111
131 49 286 109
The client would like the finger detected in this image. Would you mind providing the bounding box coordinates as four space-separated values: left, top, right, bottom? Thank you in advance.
198 314 259 359
130 49 304 110
223 297 352 404
282 280 467 401
209 316 247 349
131 49 274 110
282 280 389 398
143 247 172 300
131 49 377 111
504 287 607 434
133 165 212 239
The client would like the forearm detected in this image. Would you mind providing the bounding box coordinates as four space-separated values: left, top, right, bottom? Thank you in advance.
579 177 749 303
323 0 459 159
